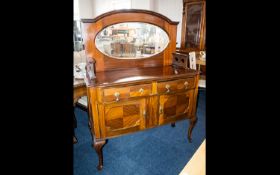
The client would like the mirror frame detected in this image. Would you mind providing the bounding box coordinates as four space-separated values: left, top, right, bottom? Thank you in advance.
94 22 170 60
81 9 179 72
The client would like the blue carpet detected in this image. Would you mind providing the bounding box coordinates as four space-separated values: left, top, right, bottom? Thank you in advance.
74 90 205 175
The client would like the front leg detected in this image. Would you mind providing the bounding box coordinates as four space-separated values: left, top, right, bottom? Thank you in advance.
93 138 106 170
188 116 198 143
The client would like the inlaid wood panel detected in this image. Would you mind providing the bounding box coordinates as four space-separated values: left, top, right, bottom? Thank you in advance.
89 66 199 139
158 90 193 125
103 99 146 137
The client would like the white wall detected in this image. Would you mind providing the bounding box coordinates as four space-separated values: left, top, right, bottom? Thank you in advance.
155 0 182 47
78 0 94 18
131 0 150 10
74 0 79 20
93 0 131 17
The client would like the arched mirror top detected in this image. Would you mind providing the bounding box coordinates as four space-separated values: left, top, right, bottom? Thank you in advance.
81 9 179 72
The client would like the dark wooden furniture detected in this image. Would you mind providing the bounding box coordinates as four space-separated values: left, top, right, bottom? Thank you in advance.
180 0 206 52
177 0 206 77
172 52 189 69
81 9 199 170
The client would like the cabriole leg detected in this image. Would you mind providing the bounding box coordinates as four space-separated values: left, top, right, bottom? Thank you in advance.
188 117 198 143
93 138 106 170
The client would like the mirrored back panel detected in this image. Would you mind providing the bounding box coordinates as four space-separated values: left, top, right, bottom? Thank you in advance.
95 22 169 59
82 9 179 72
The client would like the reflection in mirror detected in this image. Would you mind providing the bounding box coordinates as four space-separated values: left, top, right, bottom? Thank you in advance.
185 4 202 48
74 20 84 51
95 22 169 59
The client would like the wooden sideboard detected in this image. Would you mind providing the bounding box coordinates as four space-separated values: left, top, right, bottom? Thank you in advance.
81 9 200 170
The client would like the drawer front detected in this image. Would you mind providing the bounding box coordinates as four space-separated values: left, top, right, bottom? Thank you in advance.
102 84 152 102
157 78 195 94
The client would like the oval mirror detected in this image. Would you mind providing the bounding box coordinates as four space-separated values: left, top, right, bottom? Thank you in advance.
95 22 169 59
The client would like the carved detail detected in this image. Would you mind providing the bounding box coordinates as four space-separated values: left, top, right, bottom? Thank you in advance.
182 2 187 15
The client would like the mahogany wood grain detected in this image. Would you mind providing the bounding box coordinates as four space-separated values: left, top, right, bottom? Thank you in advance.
87 66 198 87
103 99 146 137
88 67 199 139
93 138 106 170
157 78 195 94
158 90 193 125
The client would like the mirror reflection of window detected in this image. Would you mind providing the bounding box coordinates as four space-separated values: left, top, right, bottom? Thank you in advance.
74 0 84 52
74 20 84 52
185 4 202 48
95 22 170 59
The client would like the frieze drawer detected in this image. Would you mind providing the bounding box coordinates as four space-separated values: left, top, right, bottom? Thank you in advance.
102 84 152 102
157 78 195 94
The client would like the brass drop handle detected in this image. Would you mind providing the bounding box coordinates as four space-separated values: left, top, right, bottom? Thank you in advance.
184 81 189 89
143 110 146 117
159 106 163 114
165 84 170 93
139 88 144 94
114 92 120 101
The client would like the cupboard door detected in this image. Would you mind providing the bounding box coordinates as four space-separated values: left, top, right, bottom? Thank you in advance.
159 91 193 125
185 2 204 49
181 0 206 50
103 99 147 137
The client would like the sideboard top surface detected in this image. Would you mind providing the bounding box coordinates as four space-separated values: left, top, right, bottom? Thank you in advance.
88 66 199 87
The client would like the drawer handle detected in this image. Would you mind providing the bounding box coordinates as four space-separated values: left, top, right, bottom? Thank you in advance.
159 106 163 114
165 84 170 93
143 110 146 117
184 81 189 89
114 92 120 101
139 88 144 94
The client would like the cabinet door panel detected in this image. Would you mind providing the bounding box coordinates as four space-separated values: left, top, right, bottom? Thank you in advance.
185 3 203 49
159 91 193 125
181 0 206 50
103 99 146 137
